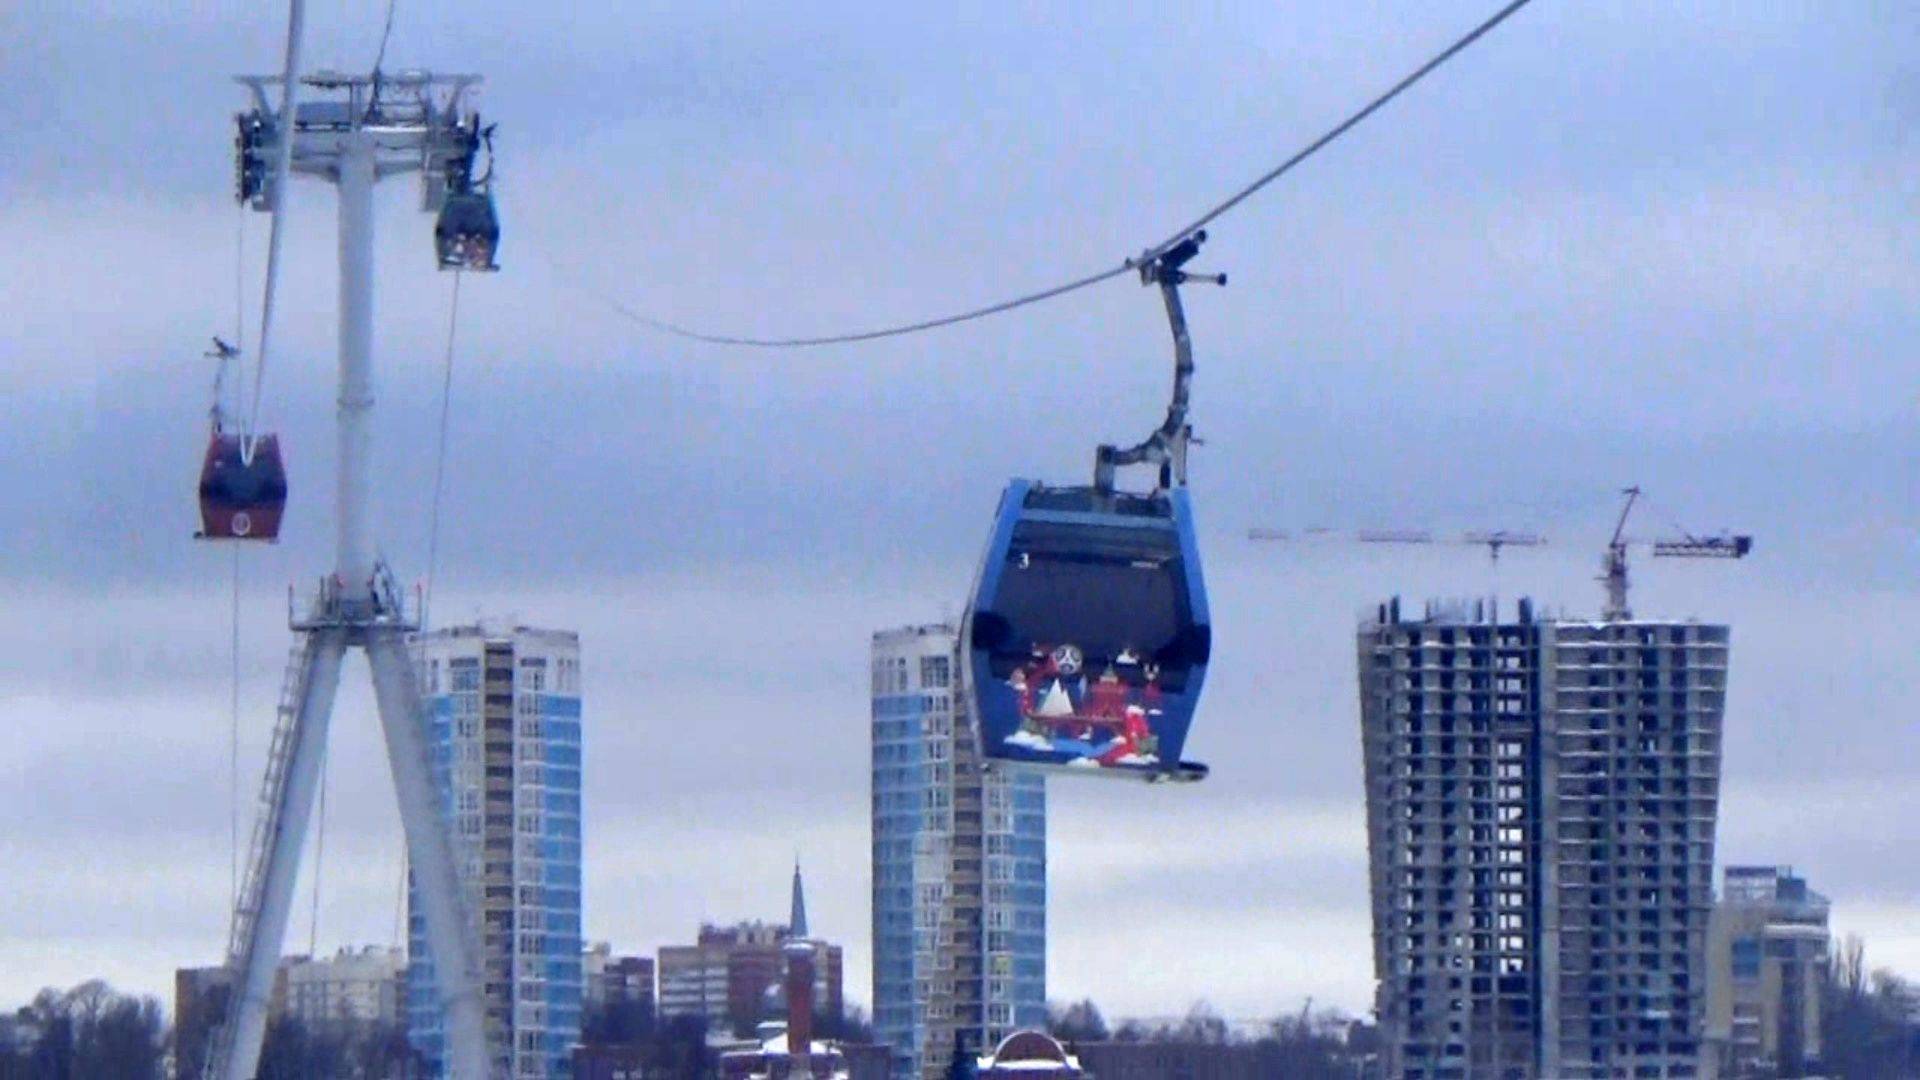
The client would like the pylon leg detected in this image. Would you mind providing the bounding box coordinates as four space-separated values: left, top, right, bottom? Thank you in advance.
219 628 347 1080
367 626 494 1079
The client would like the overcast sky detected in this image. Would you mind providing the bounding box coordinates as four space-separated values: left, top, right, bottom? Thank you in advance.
1 1 1915 1023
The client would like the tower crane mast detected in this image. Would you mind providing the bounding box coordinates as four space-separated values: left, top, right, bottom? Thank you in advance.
1601 486 1753 620
1600 486 1641 620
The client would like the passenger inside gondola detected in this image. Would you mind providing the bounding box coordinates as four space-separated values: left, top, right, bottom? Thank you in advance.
434 191 499 271
976 522 1203 692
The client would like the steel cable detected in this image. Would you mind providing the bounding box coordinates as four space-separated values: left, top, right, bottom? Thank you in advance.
587 0 1536 349
241 0 307 457
421 270 463 633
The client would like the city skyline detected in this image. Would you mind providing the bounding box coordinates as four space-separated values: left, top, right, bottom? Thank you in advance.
0 0 1914 1040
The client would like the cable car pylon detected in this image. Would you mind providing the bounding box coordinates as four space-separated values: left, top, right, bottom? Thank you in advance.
203 65 502 1080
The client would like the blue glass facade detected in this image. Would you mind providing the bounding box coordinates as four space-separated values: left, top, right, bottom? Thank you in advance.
411 627 582 1080
872 625 1045 1080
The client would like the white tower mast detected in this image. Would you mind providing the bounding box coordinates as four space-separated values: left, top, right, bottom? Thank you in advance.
208 69 500 1080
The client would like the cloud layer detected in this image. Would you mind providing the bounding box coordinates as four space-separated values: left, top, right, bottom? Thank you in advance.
0 0 1915 1022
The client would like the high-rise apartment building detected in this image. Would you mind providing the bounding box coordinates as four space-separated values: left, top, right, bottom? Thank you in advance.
871 624 1046 1080
1359 598 1730 1080
1705 866 1828 1077
411 623 584 1080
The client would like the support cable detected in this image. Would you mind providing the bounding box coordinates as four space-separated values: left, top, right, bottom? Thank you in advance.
392 841 408 951
227 205 249 918
229 548 242 918
371 0 398 78
240 0 307 457
582 0 1535 349
233 211 248 369
421 270 463 633
308 748 328 957
365 0 399 121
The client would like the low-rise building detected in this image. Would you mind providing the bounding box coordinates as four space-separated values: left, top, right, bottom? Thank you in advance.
175 965 239 1079
1706 866 1829 1078
583 943 655 1018
658 867 844 1035
571 1040 647 1080
282 945 406 1030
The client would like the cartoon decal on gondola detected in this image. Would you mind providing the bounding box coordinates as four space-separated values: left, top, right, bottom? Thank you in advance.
965 479 1211 781
1004 645 1164 769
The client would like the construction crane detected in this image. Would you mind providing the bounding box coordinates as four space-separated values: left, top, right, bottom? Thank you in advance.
1600 486 1753 620
1252 488 1749 620
1246 526 1547 562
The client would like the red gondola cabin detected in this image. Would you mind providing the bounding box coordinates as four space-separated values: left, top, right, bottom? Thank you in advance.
198 433 287 541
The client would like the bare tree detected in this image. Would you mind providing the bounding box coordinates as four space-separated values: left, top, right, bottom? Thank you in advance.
5 982 164 1080
1046 999 1109 1043
1819 936 1920 1079
1174 1001 1230 1045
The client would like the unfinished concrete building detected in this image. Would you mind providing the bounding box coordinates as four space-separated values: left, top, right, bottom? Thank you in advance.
1359 597 1730 1080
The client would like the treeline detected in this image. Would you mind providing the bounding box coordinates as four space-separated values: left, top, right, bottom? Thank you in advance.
0 980 417 1080
1048 997 1373 1079
251 1016 423 1079
0 982 166 1079
1819 936 1919 1080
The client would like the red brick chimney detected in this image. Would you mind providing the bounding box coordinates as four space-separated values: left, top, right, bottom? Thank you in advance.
784 940 815 1069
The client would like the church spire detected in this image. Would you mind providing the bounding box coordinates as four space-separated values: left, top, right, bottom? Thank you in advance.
789 859 809 940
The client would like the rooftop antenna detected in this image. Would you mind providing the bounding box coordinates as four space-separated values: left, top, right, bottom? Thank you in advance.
206 49 502 1080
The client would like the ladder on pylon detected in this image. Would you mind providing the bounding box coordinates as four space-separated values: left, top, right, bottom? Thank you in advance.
203 633 318 1077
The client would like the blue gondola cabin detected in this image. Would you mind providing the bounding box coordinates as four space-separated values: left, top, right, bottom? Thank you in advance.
963 480 1210 782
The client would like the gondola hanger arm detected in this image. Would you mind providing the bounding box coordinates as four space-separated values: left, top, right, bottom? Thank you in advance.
1095 231 1225 496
